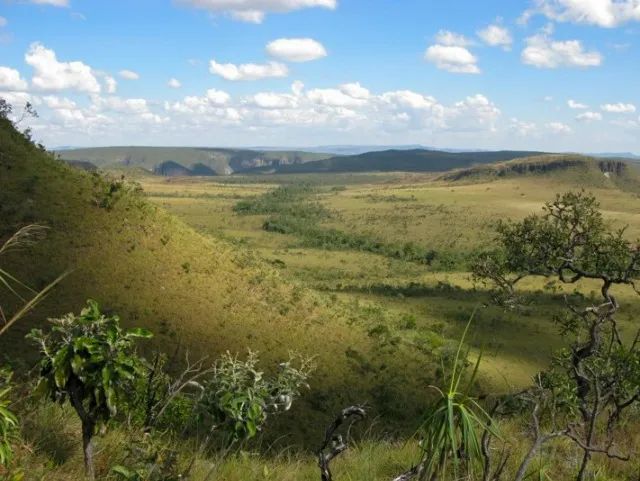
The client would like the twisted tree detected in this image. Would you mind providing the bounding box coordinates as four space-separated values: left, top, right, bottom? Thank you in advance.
473 191 640 481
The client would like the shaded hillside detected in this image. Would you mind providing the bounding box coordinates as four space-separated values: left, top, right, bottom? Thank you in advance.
153 160 193 176
1 119 431 443
254 149 544 173
439 154 640 192
57 146 331 175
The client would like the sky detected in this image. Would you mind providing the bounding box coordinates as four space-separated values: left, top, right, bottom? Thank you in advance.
0 0 639 152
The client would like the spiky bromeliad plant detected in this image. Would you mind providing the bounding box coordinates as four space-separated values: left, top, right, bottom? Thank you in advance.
417 315 498 481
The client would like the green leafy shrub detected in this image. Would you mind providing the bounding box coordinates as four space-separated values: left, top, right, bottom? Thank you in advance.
27 300 152 480
197 351 313 444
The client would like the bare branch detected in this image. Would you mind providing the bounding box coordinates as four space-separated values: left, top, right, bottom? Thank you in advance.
318 406 366 481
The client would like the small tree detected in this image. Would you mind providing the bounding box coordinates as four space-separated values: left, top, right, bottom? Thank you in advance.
28 300 152 480
473 191 640 480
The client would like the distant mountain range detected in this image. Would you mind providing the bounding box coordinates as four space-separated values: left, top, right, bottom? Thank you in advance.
250 145 640 158
57 145 640 177
56 146 331 175
591 152 640 160
251 144 500 155
247 149 546 174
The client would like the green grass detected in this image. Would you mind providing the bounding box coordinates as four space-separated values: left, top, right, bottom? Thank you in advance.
0 120 437 447
12 399 640 480
134 166 640 392
6 119 640 479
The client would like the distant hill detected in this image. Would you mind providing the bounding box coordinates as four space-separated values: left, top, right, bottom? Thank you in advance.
302 144 428 155
591 152 640 161
56 146 332 176
252 149 545 174
439 154 640 192
66 159 98 172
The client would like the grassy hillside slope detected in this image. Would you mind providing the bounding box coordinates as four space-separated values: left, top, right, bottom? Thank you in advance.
261 149 544 173
57 146 331 175
0 120 431 444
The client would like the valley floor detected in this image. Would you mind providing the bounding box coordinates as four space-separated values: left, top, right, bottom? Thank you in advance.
139 172 640 389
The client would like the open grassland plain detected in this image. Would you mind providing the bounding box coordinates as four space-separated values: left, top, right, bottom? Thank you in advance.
138 168 640 390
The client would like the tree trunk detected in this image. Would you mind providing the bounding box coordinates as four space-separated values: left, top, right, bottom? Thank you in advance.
576 450 590 481
514 438 543 481
82 420 95 481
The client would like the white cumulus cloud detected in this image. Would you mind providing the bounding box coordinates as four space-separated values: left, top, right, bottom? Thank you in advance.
547 121 572 134
29 0 69 6
247 91 298 109
0 17 7 28
339 82 369 100
119 69 140 80
510 118 538 136
104 76 117 94
230 10 265 22
434 30 473 47
209 59 288 80
176 0 337 23
168 78 182 88
206 88 231 105
0 67 28 91
43 95 77 109
92 95 149 114
266 38 327 62
25 43 101 93
522 31 602 68
601 102 636 113
477 24 512 50
307 87 368 107
567 99 588 109
576 111 602 121
521 0 640 28
164 89 232 115
425 44 480 74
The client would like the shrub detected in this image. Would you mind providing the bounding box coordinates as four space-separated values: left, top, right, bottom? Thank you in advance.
28 300 152 480
197 351 313 445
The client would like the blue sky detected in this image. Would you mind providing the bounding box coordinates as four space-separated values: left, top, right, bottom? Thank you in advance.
0 0 639 152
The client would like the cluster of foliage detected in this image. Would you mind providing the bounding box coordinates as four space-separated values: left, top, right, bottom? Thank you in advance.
27 300 152 480
472 191 640 481
91 174 144 211
233 183 327 218
22 300 313 480
197 351 313 444
234 185 464 268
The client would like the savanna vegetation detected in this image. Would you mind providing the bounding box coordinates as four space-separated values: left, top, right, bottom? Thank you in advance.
3 99 640 480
